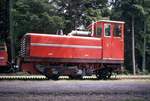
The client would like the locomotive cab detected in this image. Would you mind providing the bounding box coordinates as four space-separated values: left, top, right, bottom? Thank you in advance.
88 20 125 62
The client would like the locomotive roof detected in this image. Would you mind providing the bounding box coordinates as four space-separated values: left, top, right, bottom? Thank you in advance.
98 20 125 24
25 33 101 40
87 20 125 29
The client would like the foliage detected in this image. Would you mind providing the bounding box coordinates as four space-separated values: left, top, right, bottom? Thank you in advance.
50 0 109 32
13 0 65 37
0 0 9 40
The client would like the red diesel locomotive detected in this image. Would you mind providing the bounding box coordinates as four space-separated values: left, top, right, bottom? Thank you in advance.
19 20 125 80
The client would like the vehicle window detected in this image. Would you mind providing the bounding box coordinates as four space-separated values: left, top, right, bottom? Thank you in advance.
114 24 122 37
96 24 102 37
104 24 111 37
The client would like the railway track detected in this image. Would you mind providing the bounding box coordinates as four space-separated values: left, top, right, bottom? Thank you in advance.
0 75 150 80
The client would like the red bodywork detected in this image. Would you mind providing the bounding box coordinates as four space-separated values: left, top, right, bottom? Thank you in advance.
30 34 102 59
0 43 8 66
20 20 125 74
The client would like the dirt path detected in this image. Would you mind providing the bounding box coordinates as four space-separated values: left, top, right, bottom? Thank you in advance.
0 80 150 101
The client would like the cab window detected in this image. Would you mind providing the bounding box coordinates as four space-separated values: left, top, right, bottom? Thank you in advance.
114 24 122 37
96 24 102 37
104 24 111 37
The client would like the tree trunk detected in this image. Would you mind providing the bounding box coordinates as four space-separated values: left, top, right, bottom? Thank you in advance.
142 21 146 73
132 16 136 75
142 36 146 73
9 0 15 64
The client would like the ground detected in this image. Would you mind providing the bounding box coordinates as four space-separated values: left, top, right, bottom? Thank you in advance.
0 79 150 101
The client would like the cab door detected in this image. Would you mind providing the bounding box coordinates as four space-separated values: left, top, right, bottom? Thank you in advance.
111 23 124 60
102 23 112 59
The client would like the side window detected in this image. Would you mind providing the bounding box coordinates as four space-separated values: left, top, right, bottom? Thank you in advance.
104 24 111 37
114 24 122 37
96 24 102 37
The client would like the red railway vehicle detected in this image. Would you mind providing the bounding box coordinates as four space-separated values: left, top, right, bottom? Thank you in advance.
19 20 125 80
0 42 8 67
0 42 18 72
0 42 10 72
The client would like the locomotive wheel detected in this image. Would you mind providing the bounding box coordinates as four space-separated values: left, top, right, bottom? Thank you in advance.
96 68 112 80
51 74 60 80
44 68 59 80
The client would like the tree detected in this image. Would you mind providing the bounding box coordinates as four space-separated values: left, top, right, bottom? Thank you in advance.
13 0 65 35
0 0 9 41
142 0 150 73
130 4 145 75
0 0 14 63
50 0 109 33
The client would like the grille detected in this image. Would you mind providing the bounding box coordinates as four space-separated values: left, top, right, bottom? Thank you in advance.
20 37 27 57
